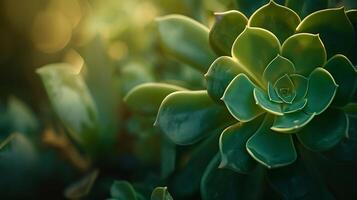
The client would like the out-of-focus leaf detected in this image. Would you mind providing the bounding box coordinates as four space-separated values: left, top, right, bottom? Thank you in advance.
124 83 186 115
286 0 328 18
156 15 216 72
151 187 173 200
201 154 265 200
169 131 222 198
64 170 99 199
110 181 137 200
298 108 348 151
37 63 99 152
233 0 269 16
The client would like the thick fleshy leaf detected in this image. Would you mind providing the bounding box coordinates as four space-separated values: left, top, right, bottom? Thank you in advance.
272 111 315 133
267 156 334 200
262 55 295 84
124 83 186 115
232 27 281 88
234 0 269 16
283 99 307 113
253 88 283 115
110 181 137 200
346 10 357 65
281 33 326 76
246 115 297 168
286 0 328 18
297 109 348 152
274 74 296 104
64 170 99 199
151 187 173 200
296 8 355 57
205 56 245 102
201 154 265 200
170 131 221 198
268 82 283 103
219 116 264 173
323 115 357 163
156 15 216 72
304 68 338 115
248 1 300 43
155 91 233 145
209 11 248 55
324 54 357 106
37 63 99 150
222 74 264 122
161 135 176 179
289 74 308 100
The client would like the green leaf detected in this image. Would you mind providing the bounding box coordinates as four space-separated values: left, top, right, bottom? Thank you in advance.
274 74 296 104
297 108 348 152
156 15 216 72
285 0 328 18
268 82 283 103
7 97 38 136
155 91 233 145
271 111 315 133
246 115 297 168
346 10 357 65
324 54 357 106
253 88 283 115
124 83 186 115
170 131 221 198
233 0 269 16
209 10 248 55
281 33 326 76
37 63 99 151
289 74 308 100
161 135 176 179
323 115 357 163
267 156 334 200
296 8 355 57
110 181 137 200
219 116 264 173
262 55 295 85
283 99 307 113
304 68 338 115
201 154 265 200
205 56 244 102
222 74 264 122
64 170 99 199
151 187 173 200
231 27 281 88
248 1 300 43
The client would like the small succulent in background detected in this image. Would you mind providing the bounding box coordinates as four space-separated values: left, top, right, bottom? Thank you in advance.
108 180 173 200
126 0 357 199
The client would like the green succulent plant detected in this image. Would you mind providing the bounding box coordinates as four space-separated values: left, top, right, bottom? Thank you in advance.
126 0 357 199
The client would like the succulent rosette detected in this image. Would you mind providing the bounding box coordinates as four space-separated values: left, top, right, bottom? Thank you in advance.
125 0 357 198
205 1 357 169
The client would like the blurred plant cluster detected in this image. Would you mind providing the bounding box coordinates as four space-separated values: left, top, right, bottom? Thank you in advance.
0 0 357 199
